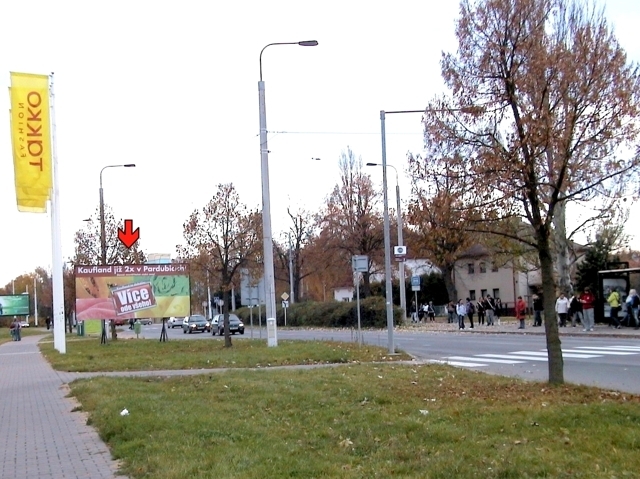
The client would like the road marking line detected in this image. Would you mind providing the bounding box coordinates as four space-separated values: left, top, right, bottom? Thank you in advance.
427 359 487 367
515 351 599 358
576 346 640 352
447 356 524 364
562 349 635 355
478 354 548 361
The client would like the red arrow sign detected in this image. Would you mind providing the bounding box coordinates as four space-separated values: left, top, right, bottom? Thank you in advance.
118 220 140 249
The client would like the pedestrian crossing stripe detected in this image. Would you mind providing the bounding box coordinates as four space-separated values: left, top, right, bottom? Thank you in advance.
433 345 640 368
478 353 548 361
511 350 599 359
561 349 636 355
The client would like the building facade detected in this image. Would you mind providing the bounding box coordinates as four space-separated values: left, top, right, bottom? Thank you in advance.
453 245 533 309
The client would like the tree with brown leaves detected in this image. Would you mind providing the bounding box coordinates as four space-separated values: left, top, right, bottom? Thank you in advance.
318 147 384 297
418 0 640 384
177 183 261 347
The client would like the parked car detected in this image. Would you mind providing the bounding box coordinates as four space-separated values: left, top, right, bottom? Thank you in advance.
167 317 184 328
182 315 210 334
137 318 153 325
214 314 245 335
111 318 128 326
19 320 29 328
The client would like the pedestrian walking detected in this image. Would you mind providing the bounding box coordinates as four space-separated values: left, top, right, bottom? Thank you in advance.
532 293 543 327
465 298 475 329
556 292 570 327
45 316 51 330
569 294 583 327
477 300 485 325
607 288 622 329
579 287 596 332
447 302 456 323
485 296 496 326
628 289 640 330
426 302 436 322
515 296 527 329
456 299 467 330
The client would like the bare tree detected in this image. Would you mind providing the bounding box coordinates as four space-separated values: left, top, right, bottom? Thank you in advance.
274 207 317 302
417 0 640 384
178 183 261 347
73 205 146 266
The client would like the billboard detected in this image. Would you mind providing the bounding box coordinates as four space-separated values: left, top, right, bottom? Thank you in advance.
75 264 190 321
0 295 30 316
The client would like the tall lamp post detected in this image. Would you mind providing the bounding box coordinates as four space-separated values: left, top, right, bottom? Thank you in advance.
366 162 406 321
379 109 428 354
259 40 318 321
99 164 136 264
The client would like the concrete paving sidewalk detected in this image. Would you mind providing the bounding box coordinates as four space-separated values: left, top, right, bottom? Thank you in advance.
0 334 129 479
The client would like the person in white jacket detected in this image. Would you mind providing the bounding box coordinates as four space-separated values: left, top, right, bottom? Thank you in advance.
456 299 467 330
555 292 570 327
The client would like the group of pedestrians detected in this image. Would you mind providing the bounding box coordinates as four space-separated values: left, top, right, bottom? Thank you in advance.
547 287 595 331
411 301 436 323
445 296 503 330
9 319 22 341
606 287 640 330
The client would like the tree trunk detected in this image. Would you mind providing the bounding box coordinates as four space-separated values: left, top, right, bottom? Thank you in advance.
222 287 232 348
442 264 457 303
538 230 564 384
362 272 371 297
553 203 572 296
110 320 117 340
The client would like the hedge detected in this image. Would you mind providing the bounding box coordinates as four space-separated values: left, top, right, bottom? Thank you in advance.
234 297 404 329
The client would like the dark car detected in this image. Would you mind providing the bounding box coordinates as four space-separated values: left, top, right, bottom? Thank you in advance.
214 314 245 336
182 315 210 334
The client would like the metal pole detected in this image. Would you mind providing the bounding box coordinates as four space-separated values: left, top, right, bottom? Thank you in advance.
50 74 65 353
396 180 406 320
34 277 38 327
288 233 295 304
380 110 395 354
99 182 106 265
207 271 212 320
259 79 277 323
356 273 362 345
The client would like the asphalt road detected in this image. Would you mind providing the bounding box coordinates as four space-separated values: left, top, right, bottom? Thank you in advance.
131 323 640 394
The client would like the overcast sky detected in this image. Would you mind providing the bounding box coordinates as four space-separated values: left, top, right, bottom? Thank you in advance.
1 0 639 287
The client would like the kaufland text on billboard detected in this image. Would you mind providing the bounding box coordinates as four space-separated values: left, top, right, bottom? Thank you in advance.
74 264 190 321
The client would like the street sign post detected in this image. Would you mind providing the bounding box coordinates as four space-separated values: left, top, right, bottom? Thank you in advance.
281 293 289 326
351 255 369 345
411 276 421 322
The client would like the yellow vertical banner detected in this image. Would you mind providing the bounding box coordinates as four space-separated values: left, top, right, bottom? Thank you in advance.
9 72 52 213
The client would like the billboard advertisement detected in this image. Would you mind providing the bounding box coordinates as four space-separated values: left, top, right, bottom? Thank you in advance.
0 295 30 317
75 264 190 321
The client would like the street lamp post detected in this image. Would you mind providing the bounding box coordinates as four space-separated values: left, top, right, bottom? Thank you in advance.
259 40 318 321
98 163 135 344
379 109 426 354
99 164 136 264
366 162 406 321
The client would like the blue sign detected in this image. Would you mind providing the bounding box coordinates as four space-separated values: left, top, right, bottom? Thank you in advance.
411 276 421 286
